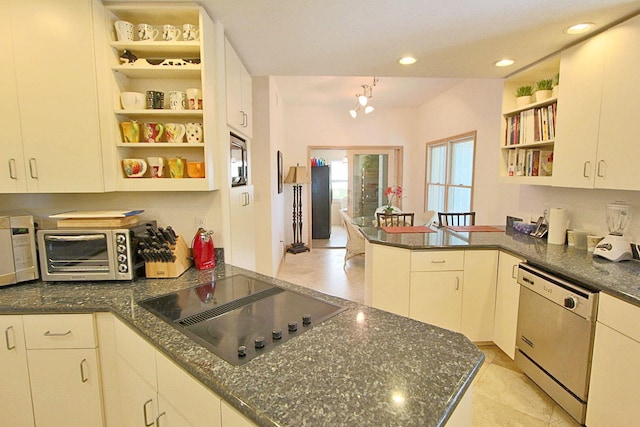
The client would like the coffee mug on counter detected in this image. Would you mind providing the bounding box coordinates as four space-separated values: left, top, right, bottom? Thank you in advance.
186 122 203 143
165 123 186 143
137 23 159 41
142 122 164 143
162 24 181 41
182 24 199 41
168 91 186 110
122 159 147 178
120 92 145 110
187 161 205 178
147 157 165 178
120 121 140 143
115 20 134 41
168 157 185 178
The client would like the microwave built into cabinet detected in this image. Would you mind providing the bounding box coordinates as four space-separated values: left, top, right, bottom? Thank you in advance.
230 133 247 187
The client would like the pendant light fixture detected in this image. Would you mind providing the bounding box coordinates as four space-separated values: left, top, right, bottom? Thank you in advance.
349 77 378 118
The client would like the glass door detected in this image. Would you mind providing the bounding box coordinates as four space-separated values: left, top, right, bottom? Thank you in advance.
347 149 399 219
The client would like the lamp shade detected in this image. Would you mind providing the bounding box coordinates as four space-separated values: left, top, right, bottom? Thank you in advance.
284 165 309 184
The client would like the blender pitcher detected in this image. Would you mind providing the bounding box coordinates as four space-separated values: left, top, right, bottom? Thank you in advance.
594 202 633 262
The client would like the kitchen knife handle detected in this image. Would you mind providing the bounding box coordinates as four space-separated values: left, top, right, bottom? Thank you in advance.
143 399 154 427
5 326 15 350
8 159 17 180
80 358 89 383
29 158 38 179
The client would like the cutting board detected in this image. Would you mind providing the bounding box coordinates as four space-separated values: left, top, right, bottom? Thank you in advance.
50 210 144 228
49 210 144 218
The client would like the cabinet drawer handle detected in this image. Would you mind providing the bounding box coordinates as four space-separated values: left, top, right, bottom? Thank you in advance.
44 330 72 337
156 412 166 427
5 326 15 350
143 399 154 427
430 260 446 264
80 358 89 383
29 158 38 179
597 160 606 177
8 159 17 180
583 161 591 178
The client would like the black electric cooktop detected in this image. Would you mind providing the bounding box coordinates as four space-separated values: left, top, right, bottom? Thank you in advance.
139 275 346 365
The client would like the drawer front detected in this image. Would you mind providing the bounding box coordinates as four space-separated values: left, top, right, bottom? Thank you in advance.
411 250 464 272
598 293 640 343
23 314 96 349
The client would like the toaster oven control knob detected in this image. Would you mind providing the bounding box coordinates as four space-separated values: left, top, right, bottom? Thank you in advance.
254 336 265 349
116 234 126 244
117 244 126 254
564 296 577 309
118 254 127 263
272 329 283 340
238 345 247 357
118 264 128 273
288 321 298 332
302 314 312 325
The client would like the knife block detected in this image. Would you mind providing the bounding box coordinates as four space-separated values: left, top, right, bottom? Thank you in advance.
144 235 192 278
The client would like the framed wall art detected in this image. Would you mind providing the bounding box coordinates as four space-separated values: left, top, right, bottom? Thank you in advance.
277 150 283 193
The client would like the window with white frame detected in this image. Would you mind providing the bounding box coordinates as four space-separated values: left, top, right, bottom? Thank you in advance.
330 160 348 201
425 132 476 214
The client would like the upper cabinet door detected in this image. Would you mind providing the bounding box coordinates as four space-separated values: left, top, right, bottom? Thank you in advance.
595 15 640 190
225 38 253 138
10 0 105 193
552 35 605 189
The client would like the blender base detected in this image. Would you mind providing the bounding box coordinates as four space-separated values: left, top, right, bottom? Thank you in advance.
593 234 633 262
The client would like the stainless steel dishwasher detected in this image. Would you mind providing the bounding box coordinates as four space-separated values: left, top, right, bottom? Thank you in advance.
515 263 598 425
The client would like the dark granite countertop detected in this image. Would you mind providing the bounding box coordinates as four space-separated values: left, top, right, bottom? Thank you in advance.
360 226 640 306
0 264 483 427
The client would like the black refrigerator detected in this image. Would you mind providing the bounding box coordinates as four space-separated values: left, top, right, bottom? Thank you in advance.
311 166 331 239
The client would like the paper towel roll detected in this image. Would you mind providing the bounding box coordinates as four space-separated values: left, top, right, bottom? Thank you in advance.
548 208 568 245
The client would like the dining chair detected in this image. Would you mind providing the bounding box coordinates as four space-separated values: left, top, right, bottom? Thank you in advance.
437 212 476 227
339 210 365 268
376 212 415 227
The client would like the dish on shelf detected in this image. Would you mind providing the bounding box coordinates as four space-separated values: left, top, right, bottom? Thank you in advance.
119 58 201 67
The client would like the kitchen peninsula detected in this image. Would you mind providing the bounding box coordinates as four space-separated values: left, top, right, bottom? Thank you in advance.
0 264 482 427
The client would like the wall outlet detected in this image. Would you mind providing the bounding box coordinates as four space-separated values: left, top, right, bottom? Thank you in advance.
195 216 207 229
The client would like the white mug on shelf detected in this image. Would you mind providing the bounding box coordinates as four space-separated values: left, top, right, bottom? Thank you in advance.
168 91 186 110
182 24 199 41
162 24 181 42
186 122 203 143
120 92 145 110
146 157 165 178
186 87 202 110
165 123 186 143
137 23 159 41
115 21 134 41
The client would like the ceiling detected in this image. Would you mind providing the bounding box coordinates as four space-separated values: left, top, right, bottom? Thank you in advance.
125 0 640 107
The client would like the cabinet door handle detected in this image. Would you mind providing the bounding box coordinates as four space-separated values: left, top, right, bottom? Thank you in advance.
156 412 166 427
512 264 518 279
143 399 154 427
583 161 591 178
80 358 89 383
455 277 460 291
44 330 72 337
239 110 246 127
8 159 17 180
4 326 15 350
29 158 38 179
597 160 606 178
430 260 446 264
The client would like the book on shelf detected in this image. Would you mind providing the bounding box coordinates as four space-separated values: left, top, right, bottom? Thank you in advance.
504 100 557 145
539 150 553 176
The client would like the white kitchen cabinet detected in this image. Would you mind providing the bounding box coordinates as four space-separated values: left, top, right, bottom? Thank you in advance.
4 0 107 193
492 251 524 359
104 5 220 191
229 185 256 270
23 314 104 427
366 243 411 316
221 400 257 427
0 316 34 427
410 271 463 331
586 293 640 426
225 38 253 138
117 356 159 427
460 250 498 342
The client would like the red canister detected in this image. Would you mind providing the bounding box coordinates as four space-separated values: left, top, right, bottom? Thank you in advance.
192 228 215 270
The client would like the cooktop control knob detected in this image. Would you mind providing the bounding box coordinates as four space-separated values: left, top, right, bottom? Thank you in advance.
302 314 312 325
254 336 265 349
288 321 298 332
238 345 247 357
272 329 283 340
564 296 577 310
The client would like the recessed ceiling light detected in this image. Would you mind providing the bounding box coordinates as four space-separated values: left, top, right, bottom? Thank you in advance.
398 56 417 65
494 59 515 67
564 23 594 35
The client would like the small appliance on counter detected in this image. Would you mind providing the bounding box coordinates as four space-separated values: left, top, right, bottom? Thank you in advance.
593 202 633 262
0 213 39 286
192 227 215 270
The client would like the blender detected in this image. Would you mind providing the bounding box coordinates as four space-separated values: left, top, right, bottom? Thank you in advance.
593 202 633 262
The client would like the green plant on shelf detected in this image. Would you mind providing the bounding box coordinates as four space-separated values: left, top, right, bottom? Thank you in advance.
515 85 533 97
536 78 554 91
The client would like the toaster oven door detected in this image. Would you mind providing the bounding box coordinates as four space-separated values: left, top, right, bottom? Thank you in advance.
40 232 115 279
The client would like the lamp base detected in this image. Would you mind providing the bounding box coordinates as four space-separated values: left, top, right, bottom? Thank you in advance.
286 243 310 254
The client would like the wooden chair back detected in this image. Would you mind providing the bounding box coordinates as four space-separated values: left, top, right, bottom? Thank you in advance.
437 212 476 226
376 212 415 227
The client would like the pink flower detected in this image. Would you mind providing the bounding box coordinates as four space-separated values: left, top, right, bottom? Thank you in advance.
384 186 403 207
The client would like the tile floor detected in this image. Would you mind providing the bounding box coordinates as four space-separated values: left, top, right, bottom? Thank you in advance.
276 245 581 427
